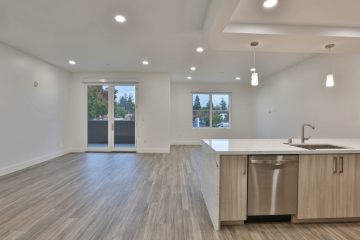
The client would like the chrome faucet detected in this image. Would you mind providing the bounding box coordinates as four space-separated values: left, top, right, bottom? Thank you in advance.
301 124 315 143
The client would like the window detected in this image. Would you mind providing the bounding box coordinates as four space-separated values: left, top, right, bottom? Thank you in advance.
192 93 230 128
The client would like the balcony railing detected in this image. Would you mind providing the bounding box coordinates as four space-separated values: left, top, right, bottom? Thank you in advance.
88 120 135 145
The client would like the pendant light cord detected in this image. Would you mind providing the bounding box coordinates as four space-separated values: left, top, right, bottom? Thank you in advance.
253 46 256 69
325 43 335 73
329 46 332 73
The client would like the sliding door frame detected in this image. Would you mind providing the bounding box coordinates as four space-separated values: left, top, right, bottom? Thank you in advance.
84 82 137 152
111 84 137 152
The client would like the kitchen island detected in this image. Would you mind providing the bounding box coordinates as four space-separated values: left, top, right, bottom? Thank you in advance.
201 139 360 230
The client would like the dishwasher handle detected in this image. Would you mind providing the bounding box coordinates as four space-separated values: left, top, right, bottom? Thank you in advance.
249 159 298 165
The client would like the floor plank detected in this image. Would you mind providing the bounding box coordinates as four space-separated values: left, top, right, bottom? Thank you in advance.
0 146 359 240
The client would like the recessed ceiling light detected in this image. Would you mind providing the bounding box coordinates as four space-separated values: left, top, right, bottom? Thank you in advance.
250 67 256 72
68 60 76 65
190 66 197 71
100 79 106 83
263 0 278 8
115 15 126 23
236 77 241 80
142 60 149 65
196 47 204 53
187 76 192 80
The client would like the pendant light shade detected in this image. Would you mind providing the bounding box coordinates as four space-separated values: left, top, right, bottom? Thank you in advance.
250 41 259 86
251 72 259 86
325 44 335 88
326 74 335 87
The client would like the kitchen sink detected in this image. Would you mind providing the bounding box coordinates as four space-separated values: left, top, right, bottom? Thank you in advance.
290 144 348 150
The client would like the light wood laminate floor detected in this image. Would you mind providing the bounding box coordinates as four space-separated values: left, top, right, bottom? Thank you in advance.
0 146 359 240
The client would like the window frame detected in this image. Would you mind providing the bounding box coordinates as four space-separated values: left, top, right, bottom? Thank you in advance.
192 92 231 129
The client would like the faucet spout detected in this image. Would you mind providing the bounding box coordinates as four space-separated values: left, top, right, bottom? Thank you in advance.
301 124 315 143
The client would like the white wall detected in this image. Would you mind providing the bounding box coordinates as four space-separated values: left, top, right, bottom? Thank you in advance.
0 42 71 176
171 82 257 144
4 37 360 177
67 73 171 153
255 53 360 139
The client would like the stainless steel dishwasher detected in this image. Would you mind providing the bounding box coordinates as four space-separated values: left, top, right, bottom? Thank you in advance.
247 155 299 216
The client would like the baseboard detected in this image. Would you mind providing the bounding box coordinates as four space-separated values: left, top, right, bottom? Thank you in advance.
69 147 171 154
221 220 244 226
291 216 360 223
136 148 170 153
66 148 85 153
171 140 201 145
0 149 69 177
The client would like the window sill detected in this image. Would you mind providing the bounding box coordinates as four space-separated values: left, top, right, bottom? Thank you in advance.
192 127 231 130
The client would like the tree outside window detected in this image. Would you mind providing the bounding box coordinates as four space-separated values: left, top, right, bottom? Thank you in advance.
192 93 230 128
88 85 109 120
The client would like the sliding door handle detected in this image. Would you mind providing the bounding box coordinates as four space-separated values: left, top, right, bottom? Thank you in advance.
243 158 247 175
339 156 344 173
333 157 338 174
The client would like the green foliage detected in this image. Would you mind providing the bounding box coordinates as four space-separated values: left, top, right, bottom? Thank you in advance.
220 97 227 110
212 111 222 127
115 93 135 120
193 95 201 110
213 97 228 110
88 86 135 121
204 116 210 126
88 86 108 119
116 106 127 118
206 101 210 109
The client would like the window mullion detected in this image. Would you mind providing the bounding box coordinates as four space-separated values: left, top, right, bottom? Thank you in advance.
210 94 212 128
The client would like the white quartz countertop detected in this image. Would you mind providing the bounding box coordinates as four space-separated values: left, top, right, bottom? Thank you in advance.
202 139 360 155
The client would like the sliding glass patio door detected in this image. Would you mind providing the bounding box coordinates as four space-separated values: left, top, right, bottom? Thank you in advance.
86 84 136 152
113 85 136 151
87 85 110 150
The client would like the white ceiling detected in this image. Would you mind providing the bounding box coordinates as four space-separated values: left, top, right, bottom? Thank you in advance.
214 0 360 53
231 0 360 27
0 0 358 82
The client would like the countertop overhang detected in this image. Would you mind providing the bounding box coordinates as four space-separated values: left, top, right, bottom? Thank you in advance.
202 138 360 155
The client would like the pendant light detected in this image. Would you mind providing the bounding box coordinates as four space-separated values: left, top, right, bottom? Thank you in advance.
325 43 335 88
250 41 259 86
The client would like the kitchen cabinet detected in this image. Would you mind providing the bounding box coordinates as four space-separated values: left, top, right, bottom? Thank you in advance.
220 155 247 222
298 154 360 219
337 154 360 218
202 139 360 230
298 154 338 219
